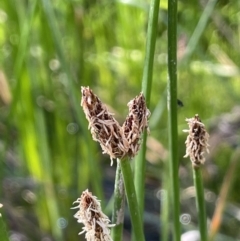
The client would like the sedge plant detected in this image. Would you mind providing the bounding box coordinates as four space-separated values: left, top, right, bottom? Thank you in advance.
79 87 150 241
183 114 210 241
77 0 161 238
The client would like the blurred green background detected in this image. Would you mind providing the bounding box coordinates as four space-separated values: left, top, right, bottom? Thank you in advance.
0 0 240 240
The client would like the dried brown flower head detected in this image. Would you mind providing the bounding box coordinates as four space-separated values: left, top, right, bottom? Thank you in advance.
81 87 129 165
81 87 150 163
73 189 114 241
122 93 150 158
183 114 210 167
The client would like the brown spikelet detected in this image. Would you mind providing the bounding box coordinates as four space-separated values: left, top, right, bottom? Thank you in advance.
81 87 129 165
183 114 210 167
81 87 150 163
73 189 114 241
122 93 151 158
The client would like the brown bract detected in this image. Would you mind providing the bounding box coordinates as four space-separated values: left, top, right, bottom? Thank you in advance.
183 114 210 167
81 87 150 164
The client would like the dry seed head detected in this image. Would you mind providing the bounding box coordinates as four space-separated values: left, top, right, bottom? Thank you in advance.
73 189 114 241
122 93 151 158
81 87 129 165
183 114 210 167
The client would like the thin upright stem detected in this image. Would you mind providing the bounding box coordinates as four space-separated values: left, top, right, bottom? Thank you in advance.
135 0 160 217
111 160 125 241
167 0 180 240
120 158 145 241
193 167 208 241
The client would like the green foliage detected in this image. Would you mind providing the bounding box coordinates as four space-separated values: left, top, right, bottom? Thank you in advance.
0 0 240 240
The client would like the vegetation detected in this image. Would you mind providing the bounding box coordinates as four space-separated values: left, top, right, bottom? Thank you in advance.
0 0 240 241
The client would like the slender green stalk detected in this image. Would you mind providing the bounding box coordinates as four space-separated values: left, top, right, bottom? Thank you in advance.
141 0 160 103
120 158 145 241
111 160 125 241
193 167 208 241
134 0 160 216
167 0 180 241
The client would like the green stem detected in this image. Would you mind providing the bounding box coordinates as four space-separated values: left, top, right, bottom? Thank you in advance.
167 0 180 240
120 158 145 241
111 160 125 241
134 0 160 216
141 0 160 104
193 167 208 241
